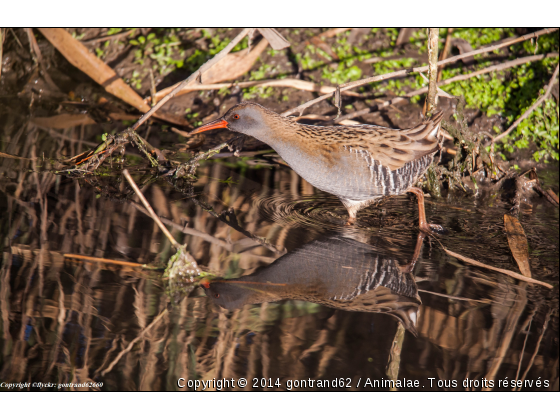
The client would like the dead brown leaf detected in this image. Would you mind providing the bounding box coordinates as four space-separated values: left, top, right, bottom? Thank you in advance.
504 214 531 277
503 214 532 277
257 28 290 50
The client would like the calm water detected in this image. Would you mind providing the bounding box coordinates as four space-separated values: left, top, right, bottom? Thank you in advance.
0 123 558 391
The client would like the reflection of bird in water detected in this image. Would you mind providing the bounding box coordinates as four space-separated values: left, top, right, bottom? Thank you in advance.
204 230 426 335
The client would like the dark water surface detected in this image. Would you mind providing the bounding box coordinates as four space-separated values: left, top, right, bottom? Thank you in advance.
0 126 558 391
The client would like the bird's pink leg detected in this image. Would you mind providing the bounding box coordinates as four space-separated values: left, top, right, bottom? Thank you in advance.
407 187 443 234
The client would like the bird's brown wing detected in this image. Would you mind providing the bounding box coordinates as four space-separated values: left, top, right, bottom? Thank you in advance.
344 111 444 171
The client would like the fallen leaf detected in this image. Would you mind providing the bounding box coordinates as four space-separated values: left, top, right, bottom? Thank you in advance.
257 28 290 50
152 39 269 102
503 214 532 277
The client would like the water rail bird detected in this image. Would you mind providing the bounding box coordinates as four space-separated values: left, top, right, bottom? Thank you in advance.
190 102 444 232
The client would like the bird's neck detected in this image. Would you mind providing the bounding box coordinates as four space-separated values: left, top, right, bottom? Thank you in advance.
248 116 319 163
248 115 300 148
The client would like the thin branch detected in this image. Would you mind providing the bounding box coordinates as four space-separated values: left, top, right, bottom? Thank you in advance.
492 63 559 143
442 247 553 289
418 289 490 304
437 28 454 82
63 253 155 268
145 78 363 103
418 72 455 98
24 28 58 88
517 308 552 390
282 28 558 118
122 169 180 249
101 308 168 376
128 201 233 251
386 323 406 390
192 198 284 255
132 28 252 131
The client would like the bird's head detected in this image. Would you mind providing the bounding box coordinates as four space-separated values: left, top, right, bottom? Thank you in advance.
189 102 276 138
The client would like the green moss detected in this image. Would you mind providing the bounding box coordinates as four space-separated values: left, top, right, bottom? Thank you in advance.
322 62 362 85
435 29 559 161
128 29 186 76
451 28 516 49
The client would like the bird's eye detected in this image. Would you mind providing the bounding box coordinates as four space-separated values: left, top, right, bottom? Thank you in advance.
233 114 240 120
214 293 220 298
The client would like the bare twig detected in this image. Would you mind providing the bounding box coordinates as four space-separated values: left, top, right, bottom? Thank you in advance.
24 28 58 88
9 28 25 50
513 317 532 389
101 308 168 376
63 253 154 268
145 78 363 103
418 289 489 304
122 169 180 249
492 63 559 143
176 141 230 175
192 198 284 255
283 28 558 118
128 201 233 251
517 308 552 390
442 247 553 289
132 28 252 131
437 29 454 82
425 28 440 116
418 72 455 98
386 323 406 390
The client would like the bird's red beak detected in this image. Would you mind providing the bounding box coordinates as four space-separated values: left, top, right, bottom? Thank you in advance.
190 118 228 135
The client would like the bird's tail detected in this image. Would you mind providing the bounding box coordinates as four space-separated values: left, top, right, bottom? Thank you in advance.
401 110 445 155
427 110 444 147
